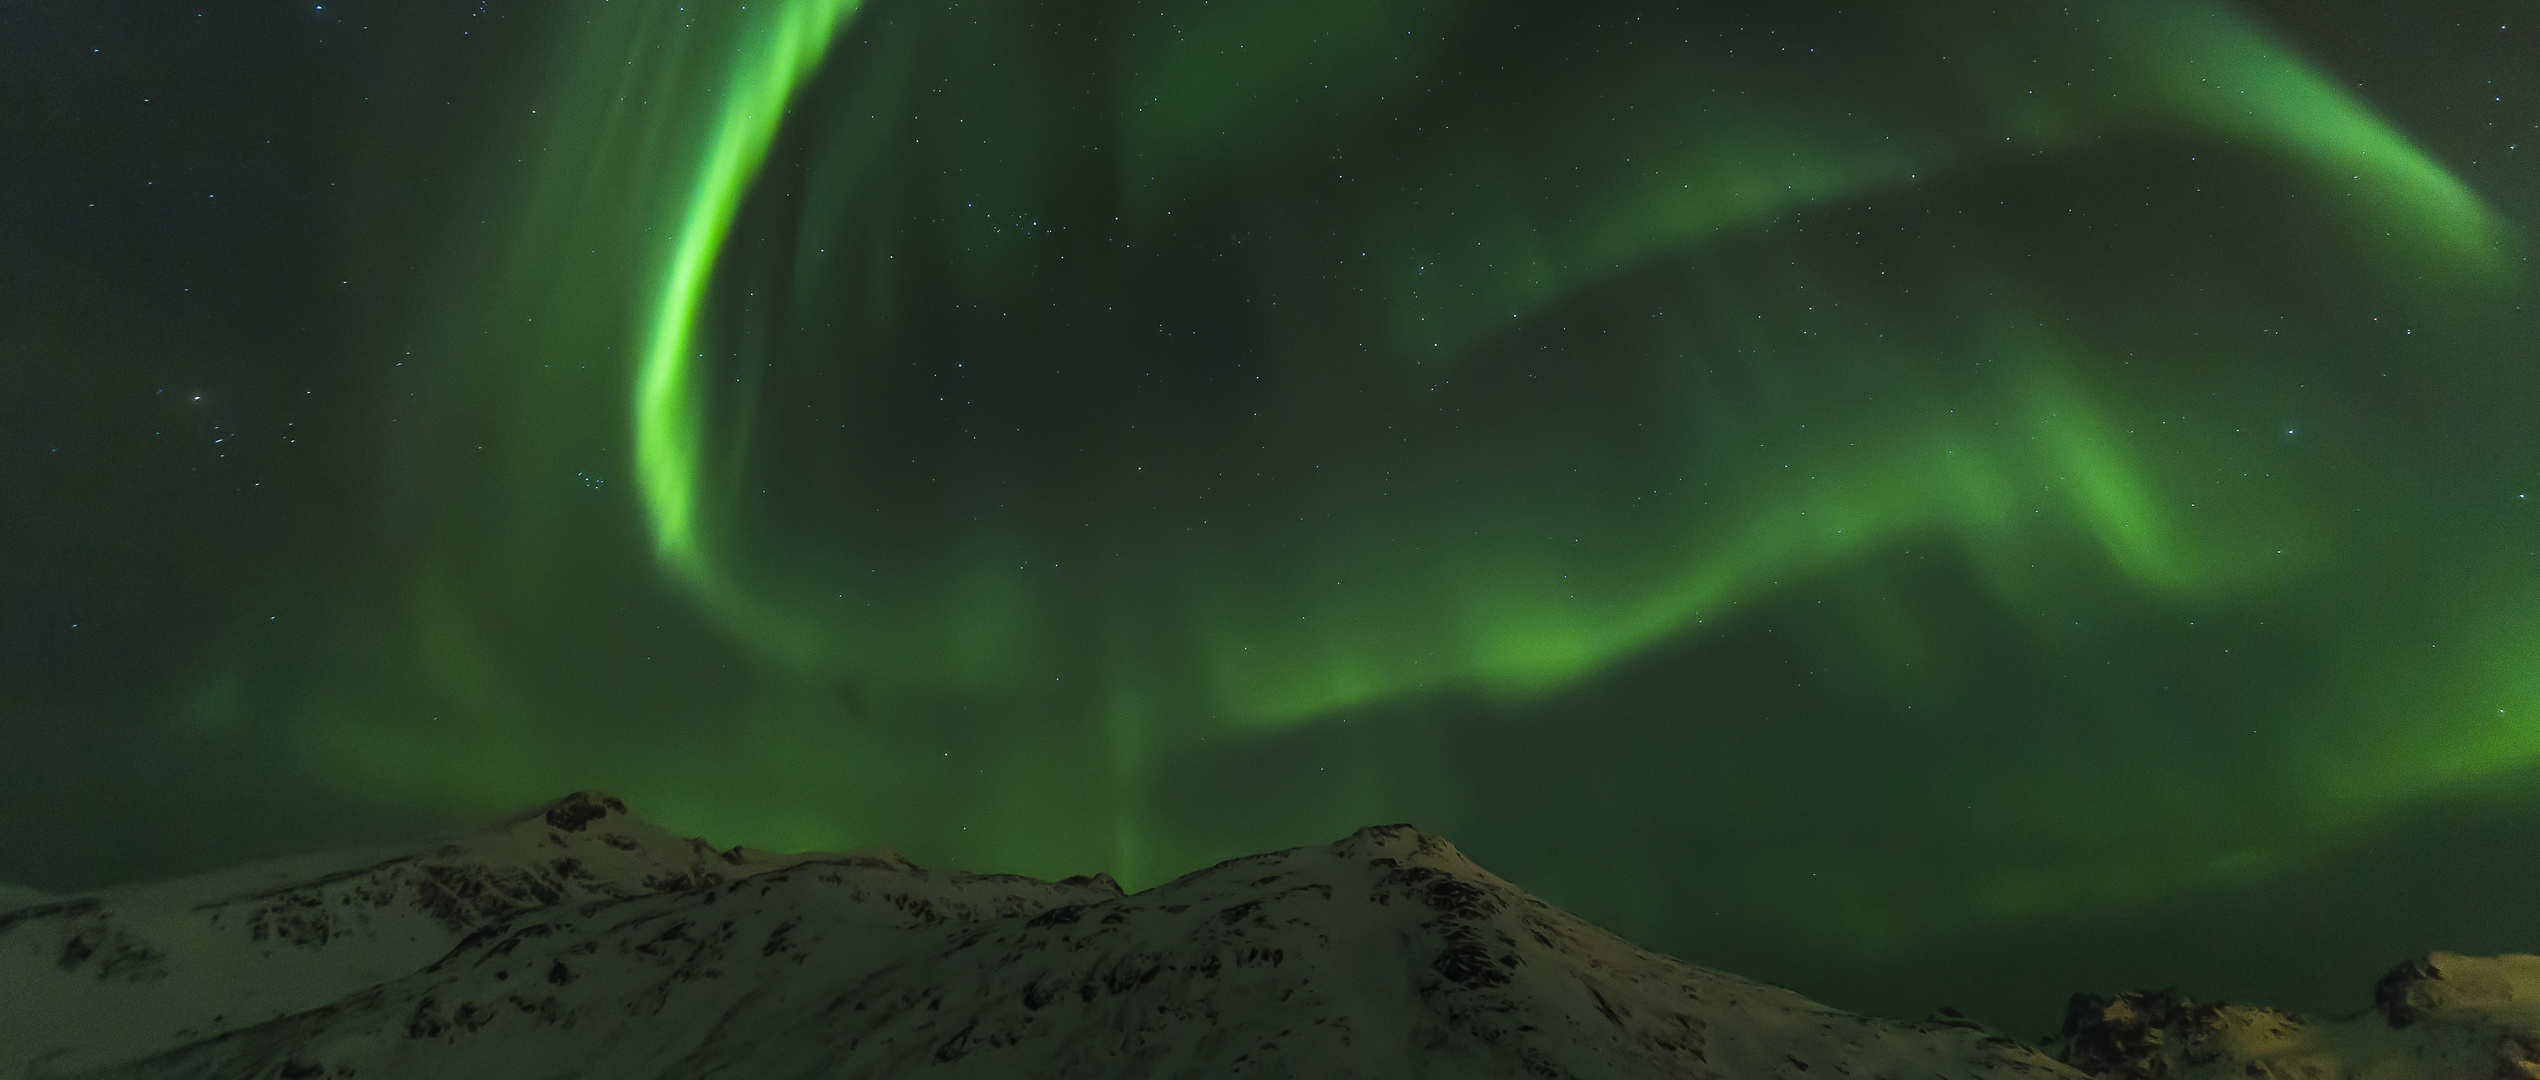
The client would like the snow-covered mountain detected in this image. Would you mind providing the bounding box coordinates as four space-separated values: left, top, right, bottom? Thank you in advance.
1 793 817 1076
0 792 2529 1079
2 793 2075 1079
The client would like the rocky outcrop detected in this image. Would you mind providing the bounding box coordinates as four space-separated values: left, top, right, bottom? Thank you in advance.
2050 953 2540 1080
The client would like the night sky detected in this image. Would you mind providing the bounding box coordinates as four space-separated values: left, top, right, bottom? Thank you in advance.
6 0 2538 1038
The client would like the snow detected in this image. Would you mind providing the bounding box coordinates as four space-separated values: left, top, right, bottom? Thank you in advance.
0 793 800 1076
4 792 2530 1079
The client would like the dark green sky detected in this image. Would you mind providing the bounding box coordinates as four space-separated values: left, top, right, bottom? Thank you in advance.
6 0 2538 1038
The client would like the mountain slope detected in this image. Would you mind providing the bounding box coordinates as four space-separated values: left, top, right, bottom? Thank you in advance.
5 794 2079 1079
0 793 803 1075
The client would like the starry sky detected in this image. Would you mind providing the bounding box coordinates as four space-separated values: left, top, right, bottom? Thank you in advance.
6 0 2538 1037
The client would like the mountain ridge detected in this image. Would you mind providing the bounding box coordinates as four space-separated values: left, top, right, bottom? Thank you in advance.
5 793 2535 1079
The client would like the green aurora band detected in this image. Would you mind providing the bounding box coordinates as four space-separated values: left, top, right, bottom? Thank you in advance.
627 0 2511 761
205 0 2537 1025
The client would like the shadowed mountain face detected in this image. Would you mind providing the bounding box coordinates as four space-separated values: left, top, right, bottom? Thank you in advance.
4 793 2078 1079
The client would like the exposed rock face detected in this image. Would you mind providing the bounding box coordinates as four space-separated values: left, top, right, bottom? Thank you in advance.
2051 953 2540 1080
1 795 2082 1080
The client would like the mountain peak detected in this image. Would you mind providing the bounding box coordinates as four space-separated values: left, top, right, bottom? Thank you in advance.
536 790 630 833
1333 820 1466 861
7 793 2533 1079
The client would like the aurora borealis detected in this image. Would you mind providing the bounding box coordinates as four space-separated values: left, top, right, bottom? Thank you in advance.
7 0 2538 1036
